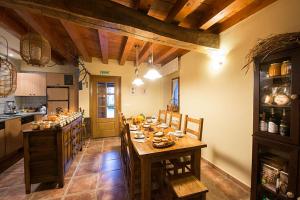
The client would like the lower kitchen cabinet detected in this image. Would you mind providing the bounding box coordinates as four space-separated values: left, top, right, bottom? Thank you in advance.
23 116 82 194
5 118 22 155
0 127 5 158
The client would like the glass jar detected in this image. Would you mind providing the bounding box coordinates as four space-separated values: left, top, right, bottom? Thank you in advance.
281 60 292 76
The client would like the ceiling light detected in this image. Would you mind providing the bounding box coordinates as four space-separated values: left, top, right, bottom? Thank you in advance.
143 47 162 80
8 53 14 57
143 68 162 80
132 45 144 86
132 77 144 86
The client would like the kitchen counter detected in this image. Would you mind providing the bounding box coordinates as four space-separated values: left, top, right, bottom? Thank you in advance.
0 112 45 122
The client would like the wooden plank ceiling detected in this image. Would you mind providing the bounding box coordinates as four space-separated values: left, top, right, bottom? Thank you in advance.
0 0 277 66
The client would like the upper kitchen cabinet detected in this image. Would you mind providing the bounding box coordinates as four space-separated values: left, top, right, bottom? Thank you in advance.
15 73 46 96
46 73 74 86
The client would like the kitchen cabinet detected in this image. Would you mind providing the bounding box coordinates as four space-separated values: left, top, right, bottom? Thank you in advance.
5 118 22 155
23 116 82 193
15 73 46 96
0 127 5 159
47 73 73 86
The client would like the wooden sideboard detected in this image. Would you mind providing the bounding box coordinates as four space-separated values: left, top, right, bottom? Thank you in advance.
23 116 83 194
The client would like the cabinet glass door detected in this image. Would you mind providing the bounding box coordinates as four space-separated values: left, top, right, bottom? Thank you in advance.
257 54 299 144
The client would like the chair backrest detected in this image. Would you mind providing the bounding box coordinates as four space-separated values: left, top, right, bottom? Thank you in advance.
166 111 172 126
170 112 182 130
119 113 127 133
183 115 204 140
158 110 167 123
124 123 137 166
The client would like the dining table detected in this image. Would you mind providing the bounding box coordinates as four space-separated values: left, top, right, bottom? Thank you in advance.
130 123 207 200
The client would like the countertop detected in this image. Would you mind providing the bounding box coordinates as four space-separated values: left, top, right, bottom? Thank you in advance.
0 112 45 123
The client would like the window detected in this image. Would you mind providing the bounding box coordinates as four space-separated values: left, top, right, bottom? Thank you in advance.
171 77 179 111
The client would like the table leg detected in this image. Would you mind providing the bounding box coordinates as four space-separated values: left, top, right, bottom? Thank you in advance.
191 149 201 180
141 157 151 200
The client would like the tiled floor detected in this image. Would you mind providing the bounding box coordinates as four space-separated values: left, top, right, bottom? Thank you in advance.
0 137 250 200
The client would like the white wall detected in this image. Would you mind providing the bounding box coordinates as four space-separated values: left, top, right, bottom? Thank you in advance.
79 58 164 117
179 0 300 186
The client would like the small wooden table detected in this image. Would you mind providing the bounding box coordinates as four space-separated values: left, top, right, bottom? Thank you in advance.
130 127 207 200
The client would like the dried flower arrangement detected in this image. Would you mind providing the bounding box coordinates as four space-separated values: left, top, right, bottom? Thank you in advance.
243 32 300 74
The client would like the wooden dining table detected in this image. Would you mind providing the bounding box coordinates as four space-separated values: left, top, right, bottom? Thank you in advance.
130 126 207 200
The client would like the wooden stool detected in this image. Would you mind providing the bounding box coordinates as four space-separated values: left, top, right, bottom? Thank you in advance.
169 174 208 200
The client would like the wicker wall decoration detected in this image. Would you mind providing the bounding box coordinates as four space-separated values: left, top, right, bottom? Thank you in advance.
0 35 17 97
20 33 51 66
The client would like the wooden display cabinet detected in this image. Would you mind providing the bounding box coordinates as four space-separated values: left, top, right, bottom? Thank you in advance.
251 46 300 200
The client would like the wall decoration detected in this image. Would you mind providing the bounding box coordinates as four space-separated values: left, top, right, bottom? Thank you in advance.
0 35 17 97
243 32 300 74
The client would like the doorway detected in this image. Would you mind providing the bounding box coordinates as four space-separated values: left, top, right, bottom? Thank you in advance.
90 76 121 138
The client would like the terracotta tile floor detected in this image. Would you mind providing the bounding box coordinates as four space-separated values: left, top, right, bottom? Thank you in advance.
0 137 250 200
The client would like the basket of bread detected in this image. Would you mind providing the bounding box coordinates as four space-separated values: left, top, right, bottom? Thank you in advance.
152 136 175 148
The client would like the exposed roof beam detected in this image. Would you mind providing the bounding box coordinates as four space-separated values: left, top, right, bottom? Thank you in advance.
208 0 278 33
138 42 153 64
166 0 205 23
98 30 108 64
119 36 135 65
0 0 219 52
154 47 178 64
139 0 154 12
0 7 26 38
14 10 74 63
60 20 92 62
198 0 253 30
161 49 188 66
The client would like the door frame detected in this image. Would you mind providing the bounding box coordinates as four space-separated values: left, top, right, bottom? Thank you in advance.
89 75 121 138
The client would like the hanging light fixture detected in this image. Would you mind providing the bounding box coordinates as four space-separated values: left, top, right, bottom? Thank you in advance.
143 46 162 80
0 35 17 97
132 45 144 86
20 32 51 67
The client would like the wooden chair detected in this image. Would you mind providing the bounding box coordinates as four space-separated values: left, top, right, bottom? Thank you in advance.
168 174 208 200
170 112 182 130
124 123 163 200
169 115 204 175
119 113 128 171
166 111 172 126
158 109 167 123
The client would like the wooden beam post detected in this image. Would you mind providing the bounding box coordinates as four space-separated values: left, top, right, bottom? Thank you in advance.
119 36 135 65
0 0 220 52
60 20 92 62
98 30 109 64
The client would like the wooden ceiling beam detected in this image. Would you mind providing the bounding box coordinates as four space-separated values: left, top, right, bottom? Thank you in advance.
161 49 188 66
119 36 135 65
14 10 74 63
166 0 205 23
208 0 278 33
0 8 27 38
0 0 219 52
0 8 65 64
139 0 154 12
198 0 253 30
98 30 109 64
154 47 178 64
138 42 153 64
60 20 92 62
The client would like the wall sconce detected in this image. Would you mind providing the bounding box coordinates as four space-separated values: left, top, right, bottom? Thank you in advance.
209 49 227 74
